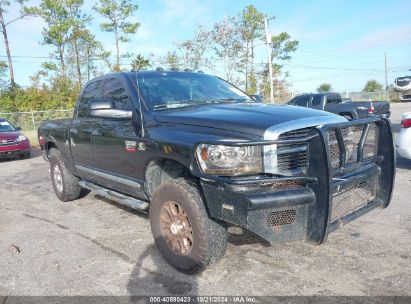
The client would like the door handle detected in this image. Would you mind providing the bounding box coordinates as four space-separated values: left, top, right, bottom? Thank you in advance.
70 128 78 135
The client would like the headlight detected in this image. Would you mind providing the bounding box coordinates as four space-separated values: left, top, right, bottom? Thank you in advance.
16 135 28 142
196 144 262 176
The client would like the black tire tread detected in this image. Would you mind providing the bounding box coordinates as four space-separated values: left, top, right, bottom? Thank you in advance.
50 148 82 202
150 178 227 274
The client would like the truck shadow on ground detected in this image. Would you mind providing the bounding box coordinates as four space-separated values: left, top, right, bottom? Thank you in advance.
125 232 269 296
126 244 197 296
96 198 268 295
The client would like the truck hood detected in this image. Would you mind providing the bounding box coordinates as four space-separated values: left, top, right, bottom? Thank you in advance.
154 103 345 137
0 131 21 140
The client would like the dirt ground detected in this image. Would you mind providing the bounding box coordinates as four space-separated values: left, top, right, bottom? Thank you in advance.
0 103 410 296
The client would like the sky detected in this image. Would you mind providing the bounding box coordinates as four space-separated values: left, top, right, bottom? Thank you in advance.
2 0 411 93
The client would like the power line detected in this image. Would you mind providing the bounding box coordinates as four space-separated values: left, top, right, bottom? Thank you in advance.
3 55 408 73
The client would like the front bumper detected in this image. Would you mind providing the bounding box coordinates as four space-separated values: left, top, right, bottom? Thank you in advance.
198 118 395 244
0 142 30 158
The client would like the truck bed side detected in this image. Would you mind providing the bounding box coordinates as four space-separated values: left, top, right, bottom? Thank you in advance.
38 118 73 165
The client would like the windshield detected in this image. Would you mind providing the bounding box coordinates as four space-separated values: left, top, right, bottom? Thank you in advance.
133 72 253 110
0 120 16 132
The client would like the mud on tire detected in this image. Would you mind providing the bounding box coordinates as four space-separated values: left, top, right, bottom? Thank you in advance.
150 179 228 274
49 148 82 202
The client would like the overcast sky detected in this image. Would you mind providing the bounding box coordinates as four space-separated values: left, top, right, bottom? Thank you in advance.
2 0 411 93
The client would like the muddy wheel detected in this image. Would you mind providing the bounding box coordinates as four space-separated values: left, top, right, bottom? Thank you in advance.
150 179 227 274
49 148 82 202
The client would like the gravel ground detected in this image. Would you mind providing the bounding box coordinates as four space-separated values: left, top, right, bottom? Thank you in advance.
0 103 410 296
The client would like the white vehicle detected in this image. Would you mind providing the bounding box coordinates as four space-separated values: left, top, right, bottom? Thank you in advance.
396 112 411 159
393 76 411 101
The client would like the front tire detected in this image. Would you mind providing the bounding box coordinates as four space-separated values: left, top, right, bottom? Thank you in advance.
49 148 82 202
150 179 228 274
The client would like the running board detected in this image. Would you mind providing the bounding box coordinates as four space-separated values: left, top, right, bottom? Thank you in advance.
79 180 149 211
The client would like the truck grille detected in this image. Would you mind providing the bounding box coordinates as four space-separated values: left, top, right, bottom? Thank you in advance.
327 123 379 169
276 128 310 175
0 139 17 146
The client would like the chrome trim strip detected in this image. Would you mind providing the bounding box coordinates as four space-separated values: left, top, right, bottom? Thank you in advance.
264 115 347 140
75 164 142 189
263 115 346 174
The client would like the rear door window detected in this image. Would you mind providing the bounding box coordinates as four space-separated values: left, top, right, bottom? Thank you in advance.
312 95 322 106
333 94 342 104
326 95 335 104
101 78 131 110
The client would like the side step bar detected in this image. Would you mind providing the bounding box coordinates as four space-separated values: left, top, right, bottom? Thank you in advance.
79 180 149 211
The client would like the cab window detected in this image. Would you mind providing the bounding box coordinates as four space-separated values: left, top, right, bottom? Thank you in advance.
101 78 131 110
78 80 101 118
333 94 342 104
294 96 310 107
326 95 335 104
312 95 322 106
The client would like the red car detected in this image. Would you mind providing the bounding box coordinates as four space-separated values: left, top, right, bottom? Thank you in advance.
0 118 30 159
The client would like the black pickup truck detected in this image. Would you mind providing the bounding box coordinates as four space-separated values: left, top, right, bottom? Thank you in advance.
288 93 391 120
38 70 395 273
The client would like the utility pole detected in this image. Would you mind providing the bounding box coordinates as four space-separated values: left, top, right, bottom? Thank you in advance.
264 17 274 103
384 51 388 101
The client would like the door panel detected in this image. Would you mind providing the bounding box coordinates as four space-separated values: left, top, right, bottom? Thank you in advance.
91 77 145 196
70 80 102 167
70 117 94 166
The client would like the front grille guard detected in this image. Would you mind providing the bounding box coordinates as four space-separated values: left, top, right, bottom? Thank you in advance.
192 117 395 245
308 117 395 244
191 117 390 186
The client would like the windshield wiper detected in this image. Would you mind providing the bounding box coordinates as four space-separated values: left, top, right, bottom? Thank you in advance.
152 98 252 110
153 100 206 110
211 97 252 102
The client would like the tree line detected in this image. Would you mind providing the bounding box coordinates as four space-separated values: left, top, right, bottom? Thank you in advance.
316 80 384 93
0 1 299 112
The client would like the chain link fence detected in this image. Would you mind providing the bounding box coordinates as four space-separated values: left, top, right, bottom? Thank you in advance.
0 109 74 131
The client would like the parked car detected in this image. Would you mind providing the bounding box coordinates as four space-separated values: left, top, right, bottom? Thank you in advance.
288 93 390 120
396 112 411 160
0 118 30 159
38 71 395 273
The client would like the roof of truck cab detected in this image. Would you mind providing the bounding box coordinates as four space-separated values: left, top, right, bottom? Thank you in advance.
84 70 214 84
105 70 211 78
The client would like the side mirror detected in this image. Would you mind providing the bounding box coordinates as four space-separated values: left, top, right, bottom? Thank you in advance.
251 94 263 102
88 99 132 120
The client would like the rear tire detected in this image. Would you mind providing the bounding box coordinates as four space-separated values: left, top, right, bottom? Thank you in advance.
150 179 228 274
49 148 82 202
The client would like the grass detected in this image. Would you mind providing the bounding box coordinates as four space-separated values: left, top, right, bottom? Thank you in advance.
22 129 40 148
